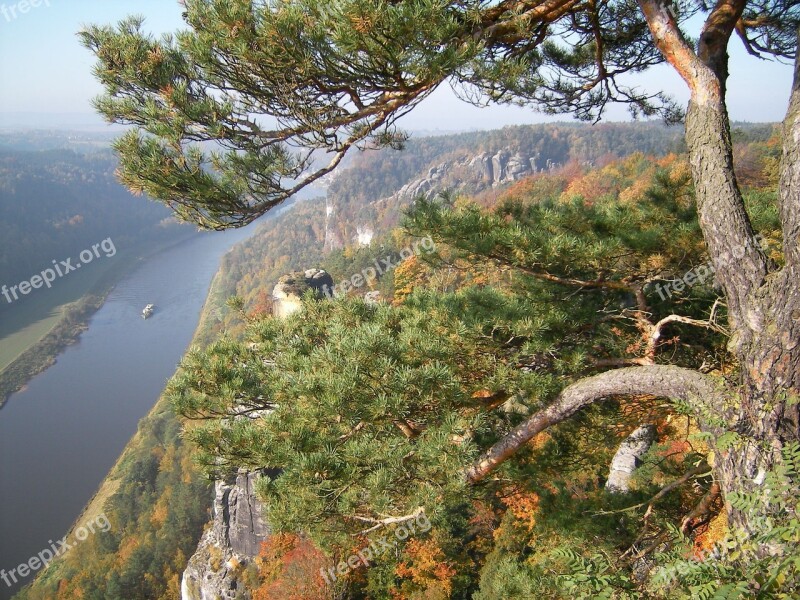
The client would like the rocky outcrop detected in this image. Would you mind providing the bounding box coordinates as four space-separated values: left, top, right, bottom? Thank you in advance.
391 146 558 206
181 470 274 600
272 268 334 317
470 152 493 182
506 152 532 180
605 425 657 493
491 150 508 183
355 226 374 247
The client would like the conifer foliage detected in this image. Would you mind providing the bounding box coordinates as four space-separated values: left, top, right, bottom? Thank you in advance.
81 0 800 596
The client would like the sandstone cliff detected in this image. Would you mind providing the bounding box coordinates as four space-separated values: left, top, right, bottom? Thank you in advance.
181 270 334 600
181 471 272 600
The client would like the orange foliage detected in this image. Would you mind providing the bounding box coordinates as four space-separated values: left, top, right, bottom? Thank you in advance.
692 510 728 559
466 500 500 557
563 168 622 203
500 490 540 534
395 538 457 598
492 169 572 206
150 486 172 528
618 175 653 204
116 536 141 566
528 431 552 450
393 255 428 304
57 578 82 599
250 289 274 317
158 444 177 474
253 533 330 600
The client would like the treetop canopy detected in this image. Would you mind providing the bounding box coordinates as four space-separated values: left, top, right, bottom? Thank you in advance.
80 0 798 229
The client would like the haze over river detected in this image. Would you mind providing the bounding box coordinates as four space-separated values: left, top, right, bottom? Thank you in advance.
0 225 256 598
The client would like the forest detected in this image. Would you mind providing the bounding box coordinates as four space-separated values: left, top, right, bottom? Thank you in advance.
0 147 188 293
17 124 796 599
173 128 798 598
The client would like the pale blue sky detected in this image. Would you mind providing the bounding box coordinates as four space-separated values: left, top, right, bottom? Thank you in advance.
0 0 794 130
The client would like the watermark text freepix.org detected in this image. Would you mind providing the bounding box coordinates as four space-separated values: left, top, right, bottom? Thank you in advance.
1 513 111 587
321 236 435 299
1 0 50 23
653 234 767 301
321 510 432 585
1 237 116 305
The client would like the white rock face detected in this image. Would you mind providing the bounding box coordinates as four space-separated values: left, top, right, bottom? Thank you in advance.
272 282 304 318
605 425 657 493
391 146 554 206
356 226 374 247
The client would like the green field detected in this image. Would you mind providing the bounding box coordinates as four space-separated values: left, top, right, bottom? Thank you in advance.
0 259 122 372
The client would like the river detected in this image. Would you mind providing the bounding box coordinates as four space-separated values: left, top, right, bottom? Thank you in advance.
0 225 257 599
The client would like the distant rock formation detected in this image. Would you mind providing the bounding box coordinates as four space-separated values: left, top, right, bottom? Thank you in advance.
272 268 334 317
181 470 274 600
392 146 557 205
355 226 374 247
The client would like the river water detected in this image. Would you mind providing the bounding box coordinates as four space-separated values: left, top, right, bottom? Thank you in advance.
0 225 256 598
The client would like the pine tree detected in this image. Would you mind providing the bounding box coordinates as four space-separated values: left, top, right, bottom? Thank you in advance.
82 0 800 567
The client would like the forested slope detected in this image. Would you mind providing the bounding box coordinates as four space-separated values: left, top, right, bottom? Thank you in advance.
173 128 793 598
0 147 187 289
15 123 790 599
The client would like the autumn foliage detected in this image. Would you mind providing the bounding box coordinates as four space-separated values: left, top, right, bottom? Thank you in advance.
394 538 457 599
253 534 329 600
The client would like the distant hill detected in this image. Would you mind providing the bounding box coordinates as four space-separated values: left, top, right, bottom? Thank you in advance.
0 146 190 293
220 123 692 305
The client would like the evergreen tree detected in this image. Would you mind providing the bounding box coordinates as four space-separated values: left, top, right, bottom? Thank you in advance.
82 0 800 583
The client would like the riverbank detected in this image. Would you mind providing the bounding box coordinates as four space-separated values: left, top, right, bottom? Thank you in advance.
4 225 259 600
0 231 198 409
0 292 109 408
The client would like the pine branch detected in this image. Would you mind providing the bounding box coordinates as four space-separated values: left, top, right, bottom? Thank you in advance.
465 365 727 483
348 506 427 535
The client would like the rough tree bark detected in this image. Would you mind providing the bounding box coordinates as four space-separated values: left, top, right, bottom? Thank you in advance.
642 1 800 528
465 365 727 483
468 5 800 535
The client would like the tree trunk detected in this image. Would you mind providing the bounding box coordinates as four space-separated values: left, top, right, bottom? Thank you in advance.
681 22 800 530
469 2 800 537
654 6 800 530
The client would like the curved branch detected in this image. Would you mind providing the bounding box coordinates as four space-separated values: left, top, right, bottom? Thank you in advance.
465 365 727 483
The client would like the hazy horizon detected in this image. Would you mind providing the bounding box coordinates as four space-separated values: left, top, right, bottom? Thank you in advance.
0 1 796 132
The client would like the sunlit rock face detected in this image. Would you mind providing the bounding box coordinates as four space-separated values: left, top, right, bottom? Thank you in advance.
394 146 554 205
181 470 274 600
271 268 334 318
355 226 374 247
